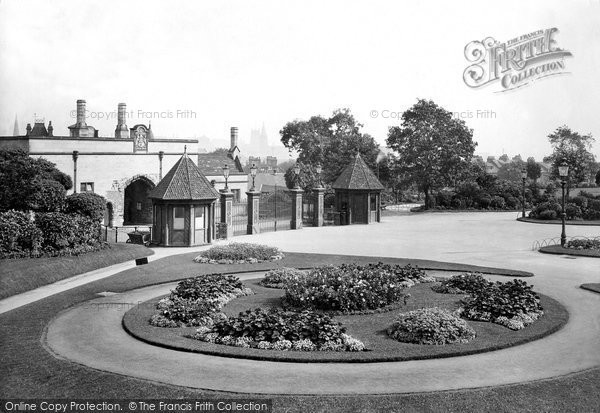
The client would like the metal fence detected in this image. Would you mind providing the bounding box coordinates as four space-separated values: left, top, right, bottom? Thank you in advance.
532 235 600 250
101 225 152 243
231 201 249 236
259 190 292 232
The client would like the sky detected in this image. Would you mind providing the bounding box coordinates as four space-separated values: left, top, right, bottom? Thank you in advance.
1 0 599 161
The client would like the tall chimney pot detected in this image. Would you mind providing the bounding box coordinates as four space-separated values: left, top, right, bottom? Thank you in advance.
76 99 87 126
230 127 238 150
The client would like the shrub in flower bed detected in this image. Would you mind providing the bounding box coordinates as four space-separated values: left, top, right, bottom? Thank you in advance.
193 242 284 264
460 279 543 330
191 308 365 352
150 273 252 327
259 267 304 288
387 307 476 345
565 238 600 250
431 273 491 294
283 263 434 313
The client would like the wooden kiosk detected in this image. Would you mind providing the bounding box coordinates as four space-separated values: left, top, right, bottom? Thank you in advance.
332 153 384 224
148 152 220 246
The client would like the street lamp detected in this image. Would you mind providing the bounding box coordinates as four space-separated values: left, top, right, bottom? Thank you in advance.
521 169 527 218
293 163 301 189
222 164 230 191
250 163 258 191
558 162 569 247
315 163 323 188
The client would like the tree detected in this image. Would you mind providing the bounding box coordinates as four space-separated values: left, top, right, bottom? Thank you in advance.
283 163 321 192
497 160 525 183
280 109 381 184
526 157 542 183
596 169 600 186
0 149 71 212
386 99 477 209
546 126 596 194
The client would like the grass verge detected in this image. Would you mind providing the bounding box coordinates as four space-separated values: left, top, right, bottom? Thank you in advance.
517 217 600 226
581 283 600 294
0 243 153 299
123 278 567 363
539 245 600 258
1 251 591 412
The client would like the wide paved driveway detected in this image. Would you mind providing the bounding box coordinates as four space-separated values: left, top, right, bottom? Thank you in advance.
46 212 599 394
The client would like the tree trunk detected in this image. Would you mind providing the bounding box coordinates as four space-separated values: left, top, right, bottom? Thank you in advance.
423 187 431 210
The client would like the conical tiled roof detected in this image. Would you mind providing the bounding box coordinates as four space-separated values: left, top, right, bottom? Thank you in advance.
332 153 384 190
148 153 220 200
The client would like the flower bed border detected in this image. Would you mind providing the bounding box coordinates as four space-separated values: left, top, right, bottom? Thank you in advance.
517 217 600 226
538 245 600 258
122 278 568 363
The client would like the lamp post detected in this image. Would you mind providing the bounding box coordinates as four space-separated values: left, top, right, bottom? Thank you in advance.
72 151 79 193
293 163 301 189
250 163 257 191
222 164 230 191
521 169 527 218
558 162 569 247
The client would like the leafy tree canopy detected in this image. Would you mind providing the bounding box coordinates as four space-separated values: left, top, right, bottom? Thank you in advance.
280 108 381 184
0 149 72 212
546 125 596 191
386 99 476 208
526 158 542 182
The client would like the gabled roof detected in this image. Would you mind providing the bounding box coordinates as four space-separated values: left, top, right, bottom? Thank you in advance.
197 153 245 176
332 153 384 190
148 153 219 200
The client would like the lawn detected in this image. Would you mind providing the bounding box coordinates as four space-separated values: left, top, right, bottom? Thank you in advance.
124 277 567 362
539 245 600 258
0 243 153 299
0 251 594 412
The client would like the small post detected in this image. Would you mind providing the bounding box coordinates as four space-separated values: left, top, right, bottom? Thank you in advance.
313 187 325 227
72 150 79 193
220 190 233 239
246 190 261 234
290 187 304 229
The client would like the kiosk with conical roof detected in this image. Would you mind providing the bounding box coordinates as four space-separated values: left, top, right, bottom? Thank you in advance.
148 150 220 246
332 153 384 224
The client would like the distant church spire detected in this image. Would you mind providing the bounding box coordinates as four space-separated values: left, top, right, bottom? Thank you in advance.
13 114 19 136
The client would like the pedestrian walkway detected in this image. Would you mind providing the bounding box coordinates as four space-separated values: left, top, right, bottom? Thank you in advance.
43 212 600 395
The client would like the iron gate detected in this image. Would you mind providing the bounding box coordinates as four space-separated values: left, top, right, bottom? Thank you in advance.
259 189 292 232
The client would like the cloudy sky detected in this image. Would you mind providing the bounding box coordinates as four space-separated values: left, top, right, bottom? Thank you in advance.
1 0 599 160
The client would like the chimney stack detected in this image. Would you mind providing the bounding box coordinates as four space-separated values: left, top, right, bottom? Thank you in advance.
230 127 238 150
76 99 87 127
48 121 53 136
115 103 129 138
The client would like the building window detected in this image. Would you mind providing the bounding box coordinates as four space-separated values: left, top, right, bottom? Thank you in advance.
136 202 142 211
80 182 94 192
173 206 185 230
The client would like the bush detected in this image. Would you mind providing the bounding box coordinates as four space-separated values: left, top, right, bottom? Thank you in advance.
490 195 506 209
566 239 600 250
461 279 542 321
259 267 304 288
505 196 520 209
0 210 43 259
387 307 476 345
35 212 102 256
65 192 106 221
194 242 283 262
477 195 491 209
26 179 66 212
565 203 582 220
431 273 491 294
538 210 557 220
571 196 589 209
194 308 365 352
284 263 431 313
151 273 252 327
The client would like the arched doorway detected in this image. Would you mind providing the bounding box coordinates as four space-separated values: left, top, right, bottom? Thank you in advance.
124 177 155 225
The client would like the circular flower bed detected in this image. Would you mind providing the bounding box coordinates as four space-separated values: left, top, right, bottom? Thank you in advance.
565 238 600 250
192 308 365 352
283 263 435 314
258 267 304 288
432 274 544 331
387 307 476 345
194 242 284 264
150 273 253 327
